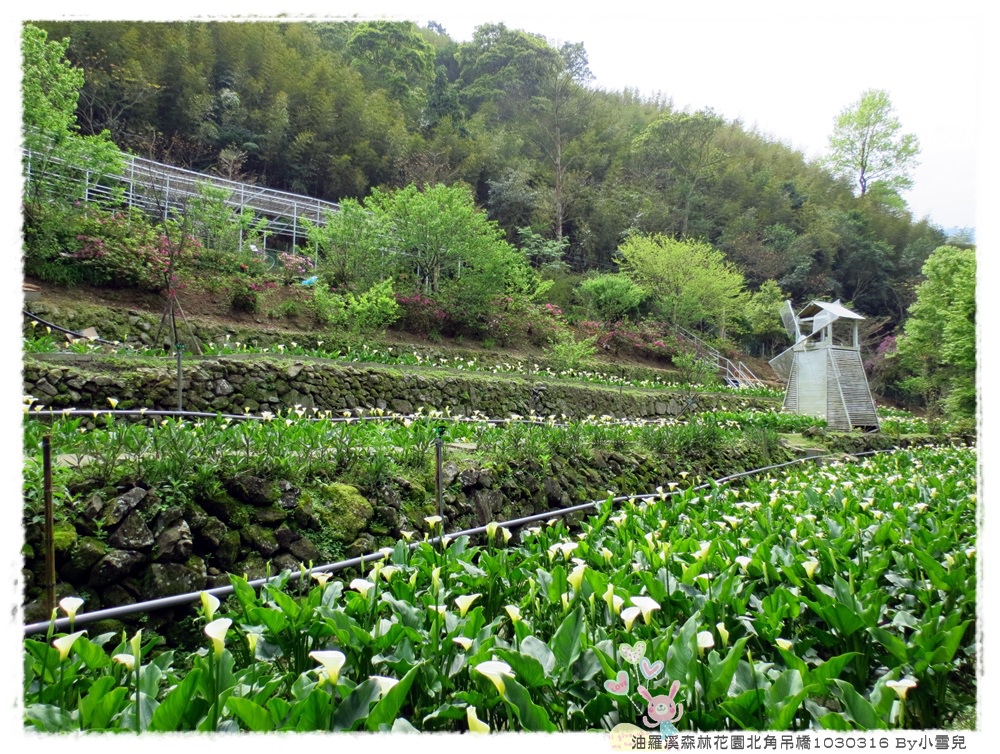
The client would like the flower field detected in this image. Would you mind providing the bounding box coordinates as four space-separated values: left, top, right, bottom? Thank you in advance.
23 443 976 732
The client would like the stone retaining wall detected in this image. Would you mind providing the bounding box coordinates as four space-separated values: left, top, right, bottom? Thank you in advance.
24 354 777 419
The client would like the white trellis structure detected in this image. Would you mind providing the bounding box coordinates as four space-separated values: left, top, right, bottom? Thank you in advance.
769 300 879 431
22 146 340 250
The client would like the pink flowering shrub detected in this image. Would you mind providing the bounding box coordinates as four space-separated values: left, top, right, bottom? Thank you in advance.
69 210 202 292
395 292 449 335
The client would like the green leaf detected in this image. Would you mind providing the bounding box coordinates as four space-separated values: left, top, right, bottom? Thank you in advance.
718 689 766 730
930 621 971 665
266 586 302 622
267 697 292 728
73 636 111 670
79 676 126 730
818 712 854 730
331 678 381 731
870 627 910 664
294 688 332 731
809 652 860 693
500 675 558 732
519 635 557 675
665 613 699 686
391 717 419 732
708 637 748 701
381 593 424 629
497 648 551 689
230 575 259 612
366 663 421 730
833 679 888 730
550 604 585 671
24 703 75 732
150 667 203 731
227 696 275 732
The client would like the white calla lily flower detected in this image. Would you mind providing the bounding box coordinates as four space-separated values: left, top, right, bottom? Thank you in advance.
310 650 347 686
630 595 660 624
53 631 87 661
474 660 514 694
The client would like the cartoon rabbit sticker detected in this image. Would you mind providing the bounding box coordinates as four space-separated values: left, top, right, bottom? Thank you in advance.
638 680 684 736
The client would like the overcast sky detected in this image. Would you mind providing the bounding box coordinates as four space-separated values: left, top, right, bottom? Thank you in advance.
7 1 993 232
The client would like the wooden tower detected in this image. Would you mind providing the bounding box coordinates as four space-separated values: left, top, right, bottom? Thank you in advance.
769 300 879 431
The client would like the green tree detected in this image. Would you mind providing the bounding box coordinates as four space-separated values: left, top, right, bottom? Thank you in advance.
345 21 435 121
21 23 122 204
895 245 976 419
578 273 647 322
825 89 920 197
617 234 747 333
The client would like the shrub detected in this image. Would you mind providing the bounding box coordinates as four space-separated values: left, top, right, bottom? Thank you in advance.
579 273 647 322
395 292 448 336
312 279 401 337
545 327 597 372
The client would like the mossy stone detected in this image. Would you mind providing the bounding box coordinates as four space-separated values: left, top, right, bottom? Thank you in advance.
305 483 374 545
53 523 78 554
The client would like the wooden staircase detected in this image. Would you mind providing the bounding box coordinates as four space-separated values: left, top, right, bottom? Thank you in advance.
674 326 763 388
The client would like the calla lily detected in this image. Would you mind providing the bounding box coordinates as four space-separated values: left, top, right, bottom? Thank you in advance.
370 675 399 696
58 596 84 621
735 555 752 572
200 591 220 622
621 607 641 632
380 565 400 582
310 650 346 687
504 605 522 623
467 705 490 733
501 527 512 544
601 547 614 565
400 530 415 542
453 637 473 651
246 631 261 655
311 572 331 586
129 629 142 662
776 638 794 651
350 578 375 598
107 397 119 409
112 653 135 671
474 660 514 694
486 521 498 540
568 563 587 593
53 631 86 661
697 631 715 656
716 622 730 647
424 515 443 529
695 541 711 559
630 596 660 624
886 677 918 700
205 618 232 656
455 593 481 617
802 559 819 579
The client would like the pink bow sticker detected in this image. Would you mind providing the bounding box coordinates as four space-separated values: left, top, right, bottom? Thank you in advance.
604 670 630 695
640 657 664 680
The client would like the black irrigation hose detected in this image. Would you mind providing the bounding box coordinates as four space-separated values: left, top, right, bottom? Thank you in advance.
24 407 573 428
22 445 911 636
23 310 120 347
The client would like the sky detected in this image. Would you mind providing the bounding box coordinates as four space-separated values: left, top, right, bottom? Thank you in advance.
6 0 988 231
2 2 998 749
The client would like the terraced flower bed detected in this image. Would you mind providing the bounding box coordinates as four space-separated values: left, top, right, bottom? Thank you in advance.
24 443 976 731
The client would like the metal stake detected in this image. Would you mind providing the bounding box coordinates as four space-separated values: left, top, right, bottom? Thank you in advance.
176 345 184 411
42 435 56 615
